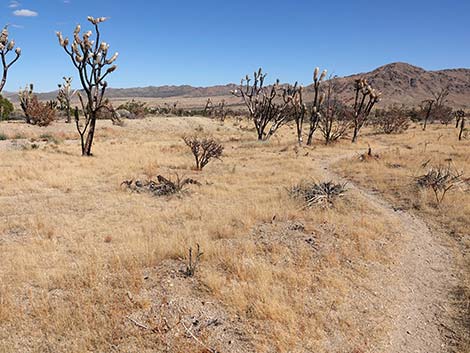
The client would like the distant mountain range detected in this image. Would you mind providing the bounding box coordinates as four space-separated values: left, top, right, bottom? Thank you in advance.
3 62 470 107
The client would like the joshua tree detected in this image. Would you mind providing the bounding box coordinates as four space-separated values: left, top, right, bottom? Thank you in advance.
306 67 327 145
318 79 350 144
19 83 34 124
282 82 305 145
215 99 227 121
283 68 327 146
57 77 76 123
56 16 118 156
351 78 380 142
0 26 21 93
204 98 213 116
232 68 292 141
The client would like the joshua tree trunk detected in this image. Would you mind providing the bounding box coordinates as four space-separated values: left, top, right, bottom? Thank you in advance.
256 125 264 141
296 124 303 146
66 109 71 123
352 126 359 143
459 116 465 141
83 116 97 155
423 100 434 131
306 130 315 145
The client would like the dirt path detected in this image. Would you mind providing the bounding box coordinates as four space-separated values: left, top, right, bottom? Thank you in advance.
319 151 461 353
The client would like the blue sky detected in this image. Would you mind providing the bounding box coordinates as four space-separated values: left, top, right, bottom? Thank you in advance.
0 0 469 92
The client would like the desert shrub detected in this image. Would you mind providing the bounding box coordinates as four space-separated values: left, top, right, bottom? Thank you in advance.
434 104 454 125
183 135 224 170
373 105 410 134
289 180 347 207
0 95 13 120
0 132 7 140
117 99 148 119
25 96 56 127
416 164 464 205
421 87 452 130
121 174 200 197
408 106 421 122
39 133 60 144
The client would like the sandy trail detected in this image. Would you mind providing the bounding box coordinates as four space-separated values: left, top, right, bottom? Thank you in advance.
319 151 460 353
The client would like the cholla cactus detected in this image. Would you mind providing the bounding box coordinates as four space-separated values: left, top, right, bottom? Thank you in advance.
351 78 380 142
57 77 76 123
19 83 34 124
0 26 21 93
56 16 118 156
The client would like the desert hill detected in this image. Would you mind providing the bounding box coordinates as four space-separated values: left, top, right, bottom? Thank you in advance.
3 62 469 107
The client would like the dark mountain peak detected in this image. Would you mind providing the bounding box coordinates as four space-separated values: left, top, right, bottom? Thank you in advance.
373 62 426 75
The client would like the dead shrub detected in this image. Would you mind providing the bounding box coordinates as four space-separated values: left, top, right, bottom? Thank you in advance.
289 180 347 207
359 146 380 161
182 244 203 277
416 164 464 205
373 105 410 134
26 96 56 127
183 135 224 170
122 174 200 197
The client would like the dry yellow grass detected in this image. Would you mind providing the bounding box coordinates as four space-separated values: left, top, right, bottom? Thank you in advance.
0 118 466 352
335 124 469 243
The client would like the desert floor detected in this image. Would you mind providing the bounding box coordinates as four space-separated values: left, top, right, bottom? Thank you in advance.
0 117 468 353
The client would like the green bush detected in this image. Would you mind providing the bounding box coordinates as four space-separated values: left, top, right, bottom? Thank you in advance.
0 95 14 120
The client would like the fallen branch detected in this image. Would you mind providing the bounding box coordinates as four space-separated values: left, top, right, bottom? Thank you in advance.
181 320 219 353
126 316 149 330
